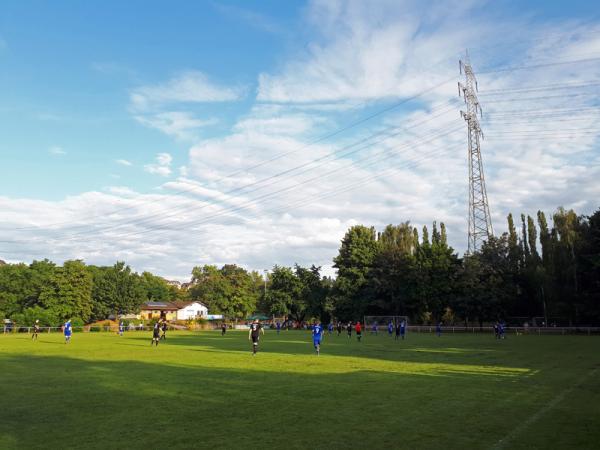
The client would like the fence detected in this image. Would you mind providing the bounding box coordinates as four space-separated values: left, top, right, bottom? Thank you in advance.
2 325 169 334
4 324 600 335
407 325 600 335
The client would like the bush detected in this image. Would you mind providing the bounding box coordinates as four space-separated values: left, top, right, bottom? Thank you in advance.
71 317 84 332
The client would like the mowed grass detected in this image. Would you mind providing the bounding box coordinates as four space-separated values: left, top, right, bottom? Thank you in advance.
1 330 599 450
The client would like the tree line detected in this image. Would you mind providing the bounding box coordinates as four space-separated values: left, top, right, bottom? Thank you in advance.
1 206 598 326
328 206 600 326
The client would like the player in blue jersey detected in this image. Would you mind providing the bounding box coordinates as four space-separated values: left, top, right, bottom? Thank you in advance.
63 319 72 344
387 321 394 337
371 322 378 335
118 321 124 336
436 321 442 337
327 322 334 335
312 322 324 355
400 320 406 340
276 321 281 334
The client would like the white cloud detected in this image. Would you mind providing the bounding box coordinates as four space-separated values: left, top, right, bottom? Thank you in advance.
130 71 244 112
144 153 173 177
49 146 66 156
130 71 238 140
257 0 475 103
115 159 133 166
134 111 218 141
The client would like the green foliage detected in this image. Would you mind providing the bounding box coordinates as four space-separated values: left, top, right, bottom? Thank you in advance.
38 260 93 323
332 225 379 320
189 264 260 319
90 262 146 321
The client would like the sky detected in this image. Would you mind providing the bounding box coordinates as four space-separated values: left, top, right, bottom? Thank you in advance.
1 0 599 281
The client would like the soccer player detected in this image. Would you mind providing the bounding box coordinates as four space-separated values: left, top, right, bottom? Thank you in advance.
118 321 124 337
327 322 334 335
312 321 324 355
499 321 506 339
248 319 264 355
151 322 161 346
395 321 401 340
276 321 281 334
355 321 362 342
400 320 406 340
221 323 227 336
337 322 342 336
371 322 378 335
32 320 40 341
161 320 167 340
346 322 352 338
387 321 394 337
63 319 72 344
436 321 442 337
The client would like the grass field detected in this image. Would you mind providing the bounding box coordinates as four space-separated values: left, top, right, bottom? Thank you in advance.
1 330 599 449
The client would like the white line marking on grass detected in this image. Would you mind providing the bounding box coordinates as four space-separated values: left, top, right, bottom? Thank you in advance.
491 367 599 450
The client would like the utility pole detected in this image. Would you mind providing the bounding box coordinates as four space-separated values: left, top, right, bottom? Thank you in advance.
459 51 493 253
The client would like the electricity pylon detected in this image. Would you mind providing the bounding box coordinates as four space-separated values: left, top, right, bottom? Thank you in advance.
459 52 493 253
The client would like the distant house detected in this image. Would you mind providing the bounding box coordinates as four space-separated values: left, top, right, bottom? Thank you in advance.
172 301 208 321
139 302 179 321
138 301 208 321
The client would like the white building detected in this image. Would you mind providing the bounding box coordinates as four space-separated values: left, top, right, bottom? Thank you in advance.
175 301 208 321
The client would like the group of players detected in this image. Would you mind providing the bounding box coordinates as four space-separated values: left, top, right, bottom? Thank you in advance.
28 316 408 356
30 319 72 343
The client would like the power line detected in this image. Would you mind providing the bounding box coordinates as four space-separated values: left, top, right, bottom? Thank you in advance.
1 125 463 246
7 102 460 241
0 142 465 255
7 77 458 232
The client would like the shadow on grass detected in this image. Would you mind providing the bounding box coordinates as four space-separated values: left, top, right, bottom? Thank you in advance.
0 352 537 450
104 332 535 383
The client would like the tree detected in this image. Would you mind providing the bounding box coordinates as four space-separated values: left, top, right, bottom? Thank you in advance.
140 272 179 302
90 262 146 320
39 260 93 322
265 265 302 320
189 264 258 320
332 225 379 320
0 263 31 318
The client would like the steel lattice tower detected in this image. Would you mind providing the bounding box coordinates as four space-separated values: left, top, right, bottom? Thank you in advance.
459 52 493 253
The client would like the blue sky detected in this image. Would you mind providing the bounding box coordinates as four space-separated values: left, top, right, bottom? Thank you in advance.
1 0 599 279
1 1 303 198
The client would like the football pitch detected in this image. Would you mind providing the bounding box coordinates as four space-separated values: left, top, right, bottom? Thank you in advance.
1 330 599 449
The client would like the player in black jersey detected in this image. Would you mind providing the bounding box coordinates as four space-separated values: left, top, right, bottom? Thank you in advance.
32 320 40 341
161 321 168 340
151 322 161 346
248 320 264 355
